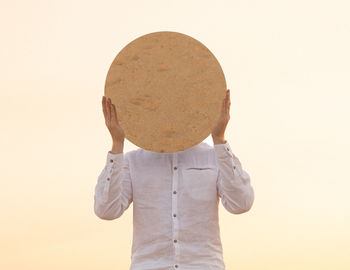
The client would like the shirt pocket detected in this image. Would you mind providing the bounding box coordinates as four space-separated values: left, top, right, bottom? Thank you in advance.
182 166 218 202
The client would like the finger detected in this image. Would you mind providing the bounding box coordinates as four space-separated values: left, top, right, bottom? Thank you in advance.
106 97 111 123
111 102 117 123
221 97 225 115
224 91 227 114
227 89 231 108
113 104 119 123
227 89 231 117
102 96 107 121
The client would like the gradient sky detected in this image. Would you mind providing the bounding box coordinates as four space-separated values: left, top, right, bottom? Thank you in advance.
1 0 350 269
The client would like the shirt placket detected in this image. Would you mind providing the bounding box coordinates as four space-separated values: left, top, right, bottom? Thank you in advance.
172 152 180 268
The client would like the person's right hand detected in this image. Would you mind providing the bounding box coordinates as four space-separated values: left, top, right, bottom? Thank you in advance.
102 96 125 143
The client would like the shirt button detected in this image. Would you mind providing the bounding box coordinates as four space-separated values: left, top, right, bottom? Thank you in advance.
227 148 229 151
107 178 110 181
175 265 178 268
110 159 113 163
173 213 176 217
173 190 177 194
174 239 177 243
174 166 177 170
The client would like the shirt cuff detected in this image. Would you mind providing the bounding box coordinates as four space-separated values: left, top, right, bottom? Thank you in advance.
106 151 124 168
213 140 234 159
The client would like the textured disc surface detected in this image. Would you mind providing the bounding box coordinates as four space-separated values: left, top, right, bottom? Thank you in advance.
105 31 226 153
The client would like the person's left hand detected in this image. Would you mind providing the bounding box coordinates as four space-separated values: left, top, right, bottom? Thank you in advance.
211 89 230 144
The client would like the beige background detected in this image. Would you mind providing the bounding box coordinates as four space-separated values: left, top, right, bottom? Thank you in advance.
1 0 349 269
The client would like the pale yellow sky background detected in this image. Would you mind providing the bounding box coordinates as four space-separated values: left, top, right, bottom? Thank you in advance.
1 0 349 269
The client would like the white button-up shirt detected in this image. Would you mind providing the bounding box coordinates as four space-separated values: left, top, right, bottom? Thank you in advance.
94 141 254 270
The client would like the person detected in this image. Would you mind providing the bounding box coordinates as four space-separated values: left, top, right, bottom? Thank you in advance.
94 89 254 270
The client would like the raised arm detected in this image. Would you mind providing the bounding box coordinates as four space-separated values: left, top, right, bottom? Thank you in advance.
94 96 132 220
211 89 254 214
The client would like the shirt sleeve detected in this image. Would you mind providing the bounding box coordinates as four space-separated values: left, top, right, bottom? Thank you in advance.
214 141 254 214
94 151 133 220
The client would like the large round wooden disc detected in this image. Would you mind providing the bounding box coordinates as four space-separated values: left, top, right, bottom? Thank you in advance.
105 31 226 153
